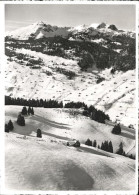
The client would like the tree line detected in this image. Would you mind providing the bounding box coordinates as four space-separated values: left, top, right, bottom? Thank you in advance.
5 96 63 108
65 102 110 124
84 138 135 159
85 138 113 153
6 97 110 124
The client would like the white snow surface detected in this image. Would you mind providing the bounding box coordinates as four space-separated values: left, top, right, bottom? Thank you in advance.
6 21 135 40
5 49 136 128
89 23 100 29
6 22 69 40
5 106 135 191
91 38 105 43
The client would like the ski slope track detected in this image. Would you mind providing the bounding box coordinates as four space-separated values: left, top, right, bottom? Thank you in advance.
5 106 135 191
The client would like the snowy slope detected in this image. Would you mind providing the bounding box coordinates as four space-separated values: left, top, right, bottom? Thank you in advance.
5 106 135 154
5 48 136 127
68 22 135 39
5 106 135 191
6 21 134 41
6 21 69 40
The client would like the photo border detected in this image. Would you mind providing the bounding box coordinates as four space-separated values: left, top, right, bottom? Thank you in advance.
0 1 138 194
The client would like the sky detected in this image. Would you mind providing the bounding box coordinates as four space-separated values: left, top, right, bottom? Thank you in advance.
5 4 135 32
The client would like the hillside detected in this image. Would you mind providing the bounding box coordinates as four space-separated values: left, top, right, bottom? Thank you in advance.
4 21 136 191
5 106 135 191
5 49 136 127
6 21 135 71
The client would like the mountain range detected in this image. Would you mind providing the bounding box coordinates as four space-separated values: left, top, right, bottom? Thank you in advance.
6 21 135 40
5 21 136 127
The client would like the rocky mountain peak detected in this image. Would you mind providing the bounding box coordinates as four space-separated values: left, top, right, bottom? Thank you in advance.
34 21 45 26
97 22 107 29
108 24 118 31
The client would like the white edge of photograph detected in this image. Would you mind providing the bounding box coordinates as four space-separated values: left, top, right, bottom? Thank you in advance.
0 1 138 195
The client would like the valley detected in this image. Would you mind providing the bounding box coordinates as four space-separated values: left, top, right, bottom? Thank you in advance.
4 21 136 191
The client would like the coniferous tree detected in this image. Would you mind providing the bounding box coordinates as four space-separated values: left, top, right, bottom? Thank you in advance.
93 140 97 147
112 124 121 135
31 107 34 115
28 106 32 115
8 120 14 131
108 141 113 153
85 138 92 146
5 124 9 133
100 140 113 153
116 142 124 155
21 106 28 115
17 114 25 126
37 129 42 138
101 142 104 150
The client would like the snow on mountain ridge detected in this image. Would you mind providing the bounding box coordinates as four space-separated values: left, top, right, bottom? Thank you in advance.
89 23 100 29
6 21 69 40
35 31 45 39
6 21 135 40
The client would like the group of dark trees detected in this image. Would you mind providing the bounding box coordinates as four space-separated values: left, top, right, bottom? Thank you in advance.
100 140 113 153
6 98 109 124
112 124 121 135
85 138 113 153
5 120 14 133
65 101 87 109
5 106 43 138
5 117 42 138
17 106 34 126
5 34 135 73
21 106 34 115
116 142 135 160
96 76 105 84
85 139 97 147
78 52 95 71
65 102 110 124
55 67 76 79
84 138 135 159
115 142 135 159
84 105 110 124
5 47 44 69
5 96 63 108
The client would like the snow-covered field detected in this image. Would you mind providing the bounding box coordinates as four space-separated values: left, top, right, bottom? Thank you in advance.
5 49 136 128
5 106 135 191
